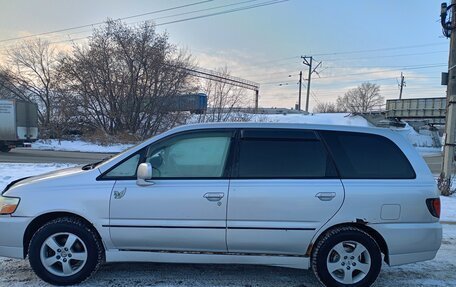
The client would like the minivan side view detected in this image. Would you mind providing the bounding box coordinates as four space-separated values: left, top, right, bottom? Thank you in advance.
0 123 442 287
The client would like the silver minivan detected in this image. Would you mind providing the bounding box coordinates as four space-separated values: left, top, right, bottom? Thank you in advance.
0 123 442 286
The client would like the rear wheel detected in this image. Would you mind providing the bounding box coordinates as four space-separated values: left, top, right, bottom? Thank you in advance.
312 226 382 287
0 146 10 152
28 217 104 286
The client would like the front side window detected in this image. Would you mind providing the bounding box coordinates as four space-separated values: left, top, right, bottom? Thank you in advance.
145 131 233 178
237 129 337 178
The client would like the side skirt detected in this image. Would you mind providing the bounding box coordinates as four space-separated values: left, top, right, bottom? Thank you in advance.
105 250 310 269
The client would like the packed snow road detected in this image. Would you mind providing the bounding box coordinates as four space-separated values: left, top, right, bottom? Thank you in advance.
0 225 454 287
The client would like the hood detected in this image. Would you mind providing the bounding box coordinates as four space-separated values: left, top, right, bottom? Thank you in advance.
2 166 100 195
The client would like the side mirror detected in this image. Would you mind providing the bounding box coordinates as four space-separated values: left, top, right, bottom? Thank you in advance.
136 163 154 186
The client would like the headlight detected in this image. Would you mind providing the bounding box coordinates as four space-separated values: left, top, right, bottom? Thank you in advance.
0 196 20 215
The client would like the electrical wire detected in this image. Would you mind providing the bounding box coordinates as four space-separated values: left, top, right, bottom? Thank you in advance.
0 0 216 43
0 0 288 54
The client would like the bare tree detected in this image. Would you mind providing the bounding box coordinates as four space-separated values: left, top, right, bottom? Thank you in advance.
1 39 61 130
313 102 338 113
336 82 384 113
196 66 252 123
60 20 195 139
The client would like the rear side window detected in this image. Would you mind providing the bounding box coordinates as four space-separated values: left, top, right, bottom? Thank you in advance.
237 129 337 178
320 131 415 179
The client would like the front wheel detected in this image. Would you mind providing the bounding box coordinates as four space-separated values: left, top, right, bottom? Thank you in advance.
311 226 382 287
28 217 104 286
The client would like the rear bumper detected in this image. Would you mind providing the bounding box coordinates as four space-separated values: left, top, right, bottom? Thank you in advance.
370 222 442 266
0 216 31 259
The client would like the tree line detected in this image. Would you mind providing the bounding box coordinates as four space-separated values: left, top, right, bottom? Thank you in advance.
313 82 384 114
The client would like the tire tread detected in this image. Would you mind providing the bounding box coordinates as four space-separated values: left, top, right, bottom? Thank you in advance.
311 226 381 287
28 216 104 286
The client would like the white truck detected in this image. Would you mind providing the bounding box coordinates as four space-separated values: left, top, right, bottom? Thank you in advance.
0 99 38 152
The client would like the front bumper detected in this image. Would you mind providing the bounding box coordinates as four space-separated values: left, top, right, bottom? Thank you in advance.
0 216 31 259
370 222 442 266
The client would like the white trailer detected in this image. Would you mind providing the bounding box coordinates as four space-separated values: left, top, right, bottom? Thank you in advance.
0 99 38 152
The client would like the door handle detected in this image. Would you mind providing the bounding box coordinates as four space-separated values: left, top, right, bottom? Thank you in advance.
315 192 336 201
203 192 224 201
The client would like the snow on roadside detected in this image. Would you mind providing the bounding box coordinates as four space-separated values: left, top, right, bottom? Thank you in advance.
441 195 456 222
32 139 132 153
416 147 442 156
389 123 436 147
0 163 77 190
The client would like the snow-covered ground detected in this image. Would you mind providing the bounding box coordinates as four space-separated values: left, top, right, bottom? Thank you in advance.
32 139 132 153
0 163 77 189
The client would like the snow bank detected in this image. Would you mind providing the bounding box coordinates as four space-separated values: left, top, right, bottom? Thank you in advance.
415 147 442 156
441 195 456 222
389 123 435 147
32 139 132 153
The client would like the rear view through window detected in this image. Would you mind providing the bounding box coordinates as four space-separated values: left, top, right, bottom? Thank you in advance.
320 131 416 179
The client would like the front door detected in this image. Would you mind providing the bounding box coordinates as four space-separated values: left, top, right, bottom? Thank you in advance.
107 130 234 252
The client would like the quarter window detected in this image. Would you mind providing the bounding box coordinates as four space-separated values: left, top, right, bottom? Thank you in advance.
105 154 141 177
320 131 415 179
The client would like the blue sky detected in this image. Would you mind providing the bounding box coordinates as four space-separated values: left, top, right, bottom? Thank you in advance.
0 0 449 110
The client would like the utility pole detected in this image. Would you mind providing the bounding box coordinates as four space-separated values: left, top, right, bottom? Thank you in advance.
255 89 259 111
441 1 456 194
301 56 322 112
298 71 302 110
398 72 406 99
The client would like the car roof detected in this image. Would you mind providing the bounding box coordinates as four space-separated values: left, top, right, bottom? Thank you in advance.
169 122 390 135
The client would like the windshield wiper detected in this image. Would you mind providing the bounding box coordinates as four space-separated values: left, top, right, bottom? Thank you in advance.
81 156 113 170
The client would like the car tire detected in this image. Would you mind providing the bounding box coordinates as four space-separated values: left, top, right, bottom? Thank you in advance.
311 226 382 287
0 146 10 152
28 217 104 286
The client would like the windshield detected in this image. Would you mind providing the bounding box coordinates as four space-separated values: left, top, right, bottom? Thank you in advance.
81 141 143 170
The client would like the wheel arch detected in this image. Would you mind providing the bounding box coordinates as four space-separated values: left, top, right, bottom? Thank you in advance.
23 211 105 258
307 222 390 264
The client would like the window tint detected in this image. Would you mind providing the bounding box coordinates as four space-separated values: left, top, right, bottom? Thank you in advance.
105 154 141 178
146 131 232 178
320 131 415 179
237 130 337 178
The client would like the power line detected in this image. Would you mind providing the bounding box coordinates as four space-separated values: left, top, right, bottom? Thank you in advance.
0 0 290 52
257 63 446 85
240 62 447 82
33 0 263 45
315 64 446 79
0 0 288 54
154 0 289 26
322 50 448 62
0 0 216 43
312 42 448 57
